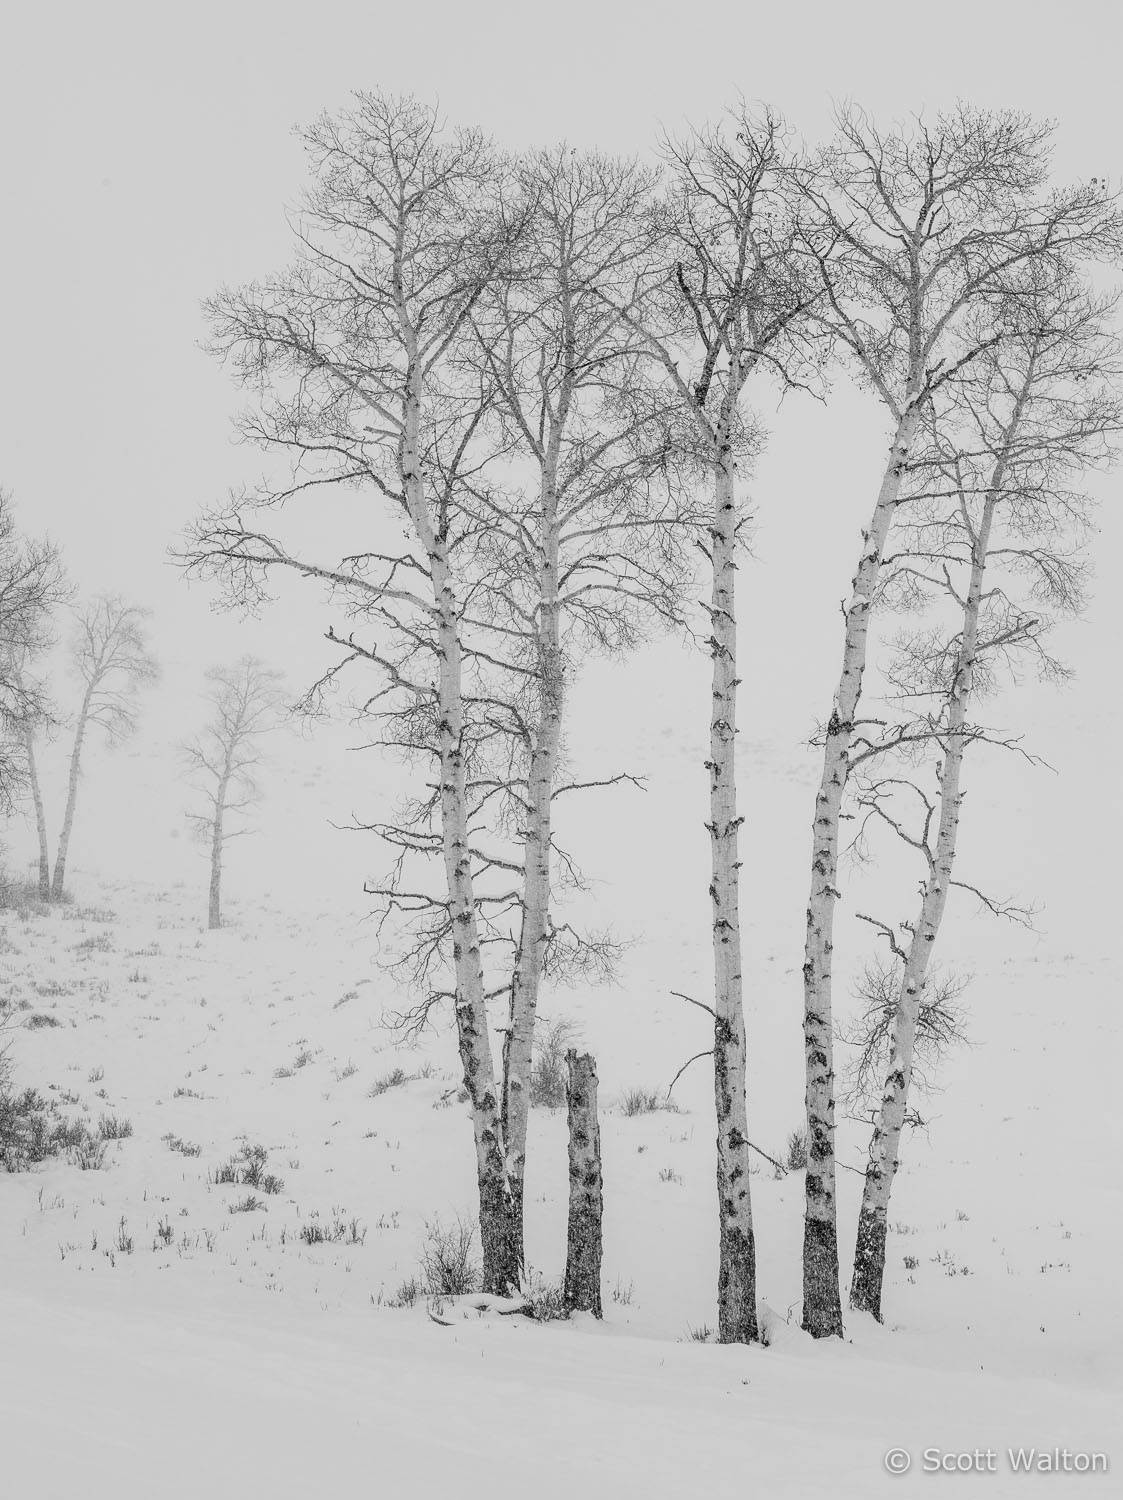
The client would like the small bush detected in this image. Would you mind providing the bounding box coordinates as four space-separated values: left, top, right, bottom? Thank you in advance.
0 1086 103 1172
524 1274 568 1322
97 1114 133 1141
689 1324 715 1342
388 1275 422 1309
25 1013 62 1030
212 1142 283 1195
784 1128 810 1172
74 932 113 954
72 1135 108 1170
621 1087 678 1117
162 1133 202 1158
299 1216 365 1246
0 877 50 914
229 1194 263 1214
529 1017 580 1109
369 1067 408 1099
420 1216 479 1296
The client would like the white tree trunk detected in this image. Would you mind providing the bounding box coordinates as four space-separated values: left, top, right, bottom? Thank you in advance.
708 437 758 1343
802 402 921 1338
398 356 518 1295
502 487 563 1274
51 684 94 902
23 726 51 899
208 774 229 931
850 490 997 1318
563 1049 603 1317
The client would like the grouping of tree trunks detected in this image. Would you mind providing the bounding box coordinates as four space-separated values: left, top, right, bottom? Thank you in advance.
173 91 1122 1343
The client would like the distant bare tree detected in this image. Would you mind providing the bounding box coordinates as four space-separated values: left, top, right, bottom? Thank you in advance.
183 658 284 929
51 597 158 900
791 105 1123 1338
0 492 67 829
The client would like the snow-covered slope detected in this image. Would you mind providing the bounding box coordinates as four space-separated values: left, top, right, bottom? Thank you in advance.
2 616 1119 1494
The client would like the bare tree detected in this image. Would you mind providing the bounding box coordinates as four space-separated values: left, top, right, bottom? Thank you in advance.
51 597 158 900
463 146 688 1277
844 272 1121 1320
183 658 284 929
600 108 817 1344
182 92 526 1294
0 493 67 829
791 105 1123 1337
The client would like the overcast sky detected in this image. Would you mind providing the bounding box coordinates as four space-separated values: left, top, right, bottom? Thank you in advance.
0 1 1118 939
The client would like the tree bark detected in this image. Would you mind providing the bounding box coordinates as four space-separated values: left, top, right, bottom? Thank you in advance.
850 485 1000 1318
563 1048 603 1318
51 683 94 901
708 433 757 1344
23 726 50 899
502 471 564 1277
802 402 921 1338
207 781 227 930
398 352 519 1297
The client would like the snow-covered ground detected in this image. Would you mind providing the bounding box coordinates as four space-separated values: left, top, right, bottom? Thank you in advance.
3 637 1119 1497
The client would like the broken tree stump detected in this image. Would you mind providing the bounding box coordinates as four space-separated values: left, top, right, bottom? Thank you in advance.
563 1048 603 1318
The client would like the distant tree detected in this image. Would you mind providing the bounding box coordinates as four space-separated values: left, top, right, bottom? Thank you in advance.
791 105 1123 1338
0 491 67 830
51 597 158 900
183 658 284 929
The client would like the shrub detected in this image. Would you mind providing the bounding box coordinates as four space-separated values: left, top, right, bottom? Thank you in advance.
25 1013 62 1030
299 1216 365 1246
97 1114 133 1141
529 1017 580 1109
621 1087 678 1117
0 878 50 915
369 1067 408 1099
72 1136 108 1170
212 1142 283 1195
229 1194 264 1213
784 1128 810 1172
419 1216 479 1296
523 1274 568 1322
388 1275 422 1309
162 1133 202 1157
0 1086 103 1172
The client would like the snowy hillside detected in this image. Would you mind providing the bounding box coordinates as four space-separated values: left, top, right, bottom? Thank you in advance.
2 638 1118 1494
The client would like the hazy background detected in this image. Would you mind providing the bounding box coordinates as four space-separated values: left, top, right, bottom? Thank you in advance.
1 0 1118 979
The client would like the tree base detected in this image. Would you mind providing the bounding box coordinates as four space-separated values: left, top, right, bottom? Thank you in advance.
802 1213 844 1338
